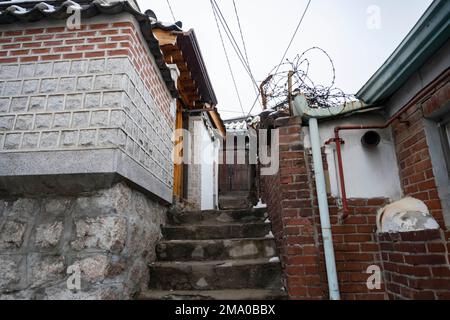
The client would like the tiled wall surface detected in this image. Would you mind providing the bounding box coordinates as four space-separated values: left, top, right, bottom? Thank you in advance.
0 17 175 191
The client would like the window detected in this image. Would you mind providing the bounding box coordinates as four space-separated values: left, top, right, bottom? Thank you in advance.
439 115 450 179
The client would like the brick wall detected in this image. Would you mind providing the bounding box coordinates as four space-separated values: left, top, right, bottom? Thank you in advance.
262 117 391 299
378 229 450 299
391 80 449 228
261 116 324 299
316 197 388 300
261 114 450 300
0 15 175 190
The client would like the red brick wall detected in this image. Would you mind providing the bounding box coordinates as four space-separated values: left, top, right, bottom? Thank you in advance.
261 116 391 299
317 197 389 300
391 79 449 228
261 116 323 299
378 229 450 299
260 75 450 300
260 114 450 300
0 20 173 123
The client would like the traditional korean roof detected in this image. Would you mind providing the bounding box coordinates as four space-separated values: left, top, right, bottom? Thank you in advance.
223 116 251 133
0 0 178 97
151 20 218 107
150 16 223 134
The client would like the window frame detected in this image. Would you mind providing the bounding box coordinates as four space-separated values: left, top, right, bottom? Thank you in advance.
438 113 450 179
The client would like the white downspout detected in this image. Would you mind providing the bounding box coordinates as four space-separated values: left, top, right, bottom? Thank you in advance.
309 117 341 300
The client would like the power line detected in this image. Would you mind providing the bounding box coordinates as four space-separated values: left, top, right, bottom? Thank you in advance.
232 0 260 99
211 0 251 76
210 0 246 117
166 0 176 22
210 0 262 108
246 0 312 117
232 0 250 68
273 0 311 76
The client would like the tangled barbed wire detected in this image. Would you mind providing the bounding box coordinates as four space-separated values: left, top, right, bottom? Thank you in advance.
261 47 355 110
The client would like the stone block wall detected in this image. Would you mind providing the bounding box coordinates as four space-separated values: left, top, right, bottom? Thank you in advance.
0 13 176 299
0 182 166 299
0 14 175 200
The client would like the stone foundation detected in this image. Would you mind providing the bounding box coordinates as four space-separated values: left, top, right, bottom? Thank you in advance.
0 182 166 299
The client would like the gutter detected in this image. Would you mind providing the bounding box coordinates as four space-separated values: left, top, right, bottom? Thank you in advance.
309 117 341 300
292 94 341 299
292 94 367 119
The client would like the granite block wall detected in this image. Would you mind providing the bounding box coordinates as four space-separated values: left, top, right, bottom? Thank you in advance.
0 15 176 200
0 182 166 299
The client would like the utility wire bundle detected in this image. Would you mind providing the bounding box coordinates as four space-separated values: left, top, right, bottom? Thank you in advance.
262 47 355 110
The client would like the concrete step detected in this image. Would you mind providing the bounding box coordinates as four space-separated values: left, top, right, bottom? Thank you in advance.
219 197 250 210
148 258 283 291
137 289 287 300
162 222 272 240
156 238 277 261
168 208 268 225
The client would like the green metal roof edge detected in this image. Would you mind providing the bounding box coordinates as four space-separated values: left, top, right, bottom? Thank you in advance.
356 0 450 106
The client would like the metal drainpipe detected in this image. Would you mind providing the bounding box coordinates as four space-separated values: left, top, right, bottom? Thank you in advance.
309 117 341 300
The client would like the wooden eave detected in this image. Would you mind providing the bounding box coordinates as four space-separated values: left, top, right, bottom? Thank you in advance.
153 29 202 108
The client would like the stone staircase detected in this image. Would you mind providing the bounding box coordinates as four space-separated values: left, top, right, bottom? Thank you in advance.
218 191 253 210
138 207 286 300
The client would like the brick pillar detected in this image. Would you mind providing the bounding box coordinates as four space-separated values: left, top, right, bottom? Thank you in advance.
263 116 325 299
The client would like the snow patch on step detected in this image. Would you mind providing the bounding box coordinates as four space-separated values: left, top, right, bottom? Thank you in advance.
265 231 274 239
269 257 280 263
254 199 267 209
196 277 209 288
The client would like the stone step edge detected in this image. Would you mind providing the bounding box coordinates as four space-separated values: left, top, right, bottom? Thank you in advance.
136 289 287 300
158 237 275 244
163 222 270 228
149 258 281 268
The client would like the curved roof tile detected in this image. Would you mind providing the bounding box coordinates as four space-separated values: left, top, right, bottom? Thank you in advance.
0 0 178 98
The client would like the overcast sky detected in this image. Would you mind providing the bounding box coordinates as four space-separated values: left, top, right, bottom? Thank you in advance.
138 0 433 120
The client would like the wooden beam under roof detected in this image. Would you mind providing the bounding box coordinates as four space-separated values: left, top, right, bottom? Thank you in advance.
153 28 210 110
153 29 177 46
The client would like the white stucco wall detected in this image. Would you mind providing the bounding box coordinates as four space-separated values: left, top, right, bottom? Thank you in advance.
303 114 403 200
189 116 220 210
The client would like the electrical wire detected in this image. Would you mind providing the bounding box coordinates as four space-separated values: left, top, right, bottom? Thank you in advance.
273 0 311 76
210 0 261 101
210 0 246 117
232 0 250 69
246 0 312 117
166 0 176 22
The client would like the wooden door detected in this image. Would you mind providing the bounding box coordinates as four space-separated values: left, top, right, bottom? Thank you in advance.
219 148 253 193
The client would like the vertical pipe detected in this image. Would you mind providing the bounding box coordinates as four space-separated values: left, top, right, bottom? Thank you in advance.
309 117 340 300
334 130 349 216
